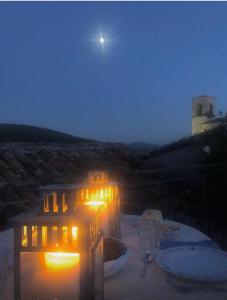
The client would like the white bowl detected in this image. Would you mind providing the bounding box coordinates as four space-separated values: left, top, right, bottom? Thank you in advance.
104 249 128 278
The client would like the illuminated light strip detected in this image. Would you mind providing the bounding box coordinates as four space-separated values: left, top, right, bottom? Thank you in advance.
85 201 105 207
22 226 78 246
45 252 80 269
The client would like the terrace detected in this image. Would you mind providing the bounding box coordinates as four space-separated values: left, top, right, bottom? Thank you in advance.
0 172 227 300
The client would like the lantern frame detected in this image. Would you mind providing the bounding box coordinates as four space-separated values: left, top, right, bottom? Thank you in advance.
11 207 104 300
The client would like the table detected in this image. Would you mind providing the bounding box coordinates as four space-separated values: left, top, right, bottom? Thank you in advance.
1 215 227 300
104 214 227 300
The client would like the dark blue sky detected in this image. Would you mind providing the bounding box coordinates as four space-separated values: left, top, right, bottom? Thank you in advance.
1 2 227 144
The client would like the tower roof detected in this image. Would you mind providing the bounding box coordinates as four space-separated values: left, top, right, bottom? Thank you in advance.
192 95 216 101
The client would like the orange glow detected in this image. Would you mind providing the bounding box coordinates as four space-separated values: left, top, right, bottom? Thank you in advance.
72 226 78 238
22 226 28 246
43 195 49 212
44 226 79 269
85 200 105 207
45 252 80 269
62 195 68 213
42 226 47 247
53 194 58 213
80 185 113 205
72 226 78 247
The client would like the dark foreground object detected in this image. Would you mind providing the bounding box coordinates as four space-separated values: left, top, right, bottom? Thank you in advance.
104 237 127 262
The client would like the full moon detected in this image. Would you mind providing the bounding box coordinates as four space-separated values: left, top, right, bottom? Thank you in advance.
99 37 105 44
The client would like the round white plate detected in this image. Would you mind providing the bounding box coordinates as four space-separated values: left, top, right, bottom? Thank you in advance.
156 246 227 281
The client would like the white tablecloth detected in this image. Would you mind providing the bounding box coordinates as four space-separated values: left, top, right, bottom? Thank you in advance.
105 214 227 300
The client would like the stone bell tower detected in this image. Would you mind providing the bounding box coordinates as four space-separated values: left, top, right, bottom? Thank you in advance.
192 95 215 135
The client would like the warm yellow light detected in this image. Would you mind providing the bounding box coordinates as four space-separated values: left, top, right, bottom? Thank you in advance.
22 225 29 246
72 226 78 248
85 200 105 207
45 252 80 269
72 226 78 238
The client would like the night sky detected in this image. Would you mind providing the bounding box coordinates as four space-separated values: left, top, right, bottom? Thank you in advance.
1 2 227 144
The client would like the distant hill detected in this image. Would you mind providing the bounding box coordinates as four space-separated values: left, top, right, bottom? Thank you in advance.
150 124 227 157
128 142 160 151
0 124 96 144
143 124 227 182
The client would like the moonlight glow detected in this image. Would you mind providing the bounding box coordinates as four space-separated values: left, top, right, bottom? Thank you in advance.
99 37 105 44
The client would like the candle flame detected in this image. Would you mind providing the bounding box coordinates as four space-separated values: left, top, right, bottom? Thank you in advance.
85 200 105 207
45 252 80 269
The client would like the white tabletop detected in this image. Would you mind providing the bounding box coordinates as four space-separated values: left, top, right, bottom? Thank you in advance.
105 214 227 300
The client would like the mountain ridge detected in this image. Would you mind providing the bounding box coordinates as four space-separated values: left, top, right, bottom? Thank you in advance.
0 123 96 144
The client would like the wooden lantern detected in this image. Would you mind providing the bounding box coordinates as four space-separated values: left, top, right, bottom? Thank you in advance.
12 206 104 300
11 171 120 300
39 171 121 238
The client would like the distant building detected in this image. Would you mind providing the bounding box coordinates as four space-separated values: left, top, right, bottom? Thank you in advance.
192 95 225 135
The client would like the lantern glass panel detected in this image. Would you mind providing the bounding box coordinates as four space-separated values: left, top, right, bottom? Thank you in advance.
42 226 47 247
62 226 68 244
22 225 28 247
44 195 49 213
62 194 68 213
72 226 78 248
32 226 38 247
53 194 58 213
52 226 58 246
